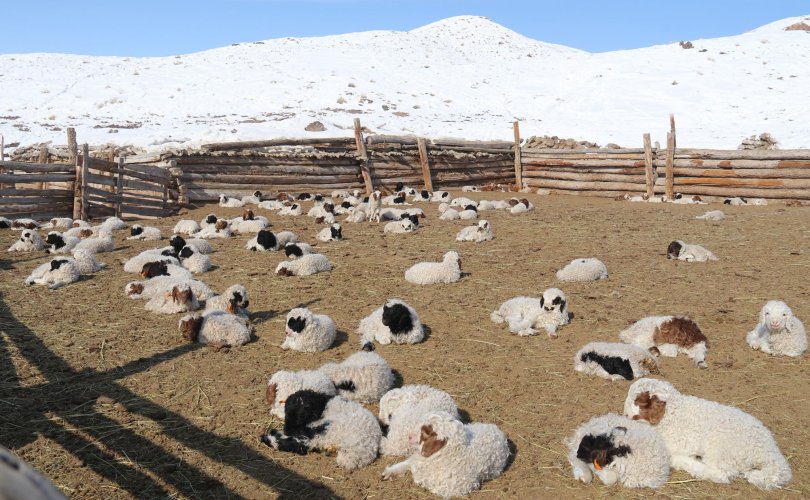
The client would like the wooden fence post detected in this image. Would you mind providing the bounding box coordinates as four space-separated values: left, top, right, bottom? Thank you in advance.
38 144 48 190
416 138 434 192
169 160 186 206
116 156 124 218
353 118 374 195
81 144 89 220
0 134 5 190
513 121 523 190
669 113 677 149
643 133 655 198
665 132 675 200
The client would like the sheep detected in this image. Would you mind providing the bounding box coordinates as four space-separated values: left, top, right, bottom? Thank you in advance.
438 205 460 220
345 206 368 223
275 253 331 277
404 251 461 285
358 299 424 351
169 234 212 255
411 190 431 202
281 307 336 352
696 210 725 221
334 200 355 215
173 220 201 235
556 258 608 282
260 390 381 470
246 229 298 251
308 201 336 219
367 191 382 222
125 276 216 302
747 300 807 357
68 248 106 275
430 190 451 202
41 217 74 230
44 231 80 254
123 249 179 273
10 218 39 230
24 257 80 289
145 283 200 314
625 378 791 490
672 193 705 204
477 199 507 210
73 231 115 254
457 205 477 220
331 189 350 198
266 370 336 418
724 196 748 206
383 218 417 234
179 310 252 347
382 411 510 498
748 198 768 206
278 203 303 216
219 193 245 207
230 209 268 234
456 219 493 242
257 199 286 210
509 198 534 214
7 230 45 252
383 192 410 206
490 288 572 338
126 224 162 241
99 216 126 232
205 284 250 318
196 220 232 239
139 261 194 281
449 197 476 208
0 217 11 229
461 185 480 192
318 351 395 403
284 242 313 259
241 190 263 205
574 342 660 381
200 213 219 228
316 223 343 242
619 316 709 368
667 240 718 262
378 385 459 457
565 413 670 489
178 246 212 273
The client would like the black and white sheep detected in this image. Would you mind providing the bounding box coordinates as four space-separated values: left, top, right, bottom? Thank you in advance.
178 246 212 274
666 240 717 262
316 223 343 242
245 229 298 251
44 231 80 254
7 230 45 252
218 193 245 207
358 299 425 351
574 342 659 381
24 258 80 289
284 242 313 259
619 315 709 368
491 288 572 338
319 351 395 403
126 225 162 241
281 307 336 352
266 370 336 418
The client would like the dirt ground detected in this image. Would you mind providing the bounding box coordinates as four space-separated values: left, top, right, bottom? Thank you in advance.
1 192 809 499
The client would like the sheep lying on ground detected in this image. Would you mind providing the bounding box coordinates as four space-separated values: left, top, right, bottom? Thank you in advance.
145 283 200 314
139 261 194 281
44 232 80 254
438 204 460 220
219 194 244 207
382 411 510 498
123 249 179 273
696 210 725 221
461 185 479 192
8 230 45 252
200 214 219 228
724 197 747 206
574 342 659 381
384 218 417 234
178 246 212 273
345 206 368 223
242 190 263 205
126 225 162 241
431 191 451 202
99 216 126 232
491 288 571 338
281 307 336 352
278 203 303 216
246 229 298 251
125 276 215 302
74 231 115 253
456 220 493 242
205 284 250 318
509 198 534 214
478 199 510 210
42 217 74 230
458 205 479 220
196 220 232 239
319 351 395 403
449 197 476 208
10 218 39 230
0 217 10 229
747 300 807 357
284 242 313 259
173 219 201 235
316 223 343 242
672 193 705 204
169 235 212 255
625 378 791 490
24 258 80 289
266 370 336 418
379 385 460 457
619 316 709 368
230 209 269 234
179 310 252 347
404 251 461 285
358 298 425 350
566 413 670 488
556 258 608 282
667 240 718 262
260 390 382 470
275 253 331 276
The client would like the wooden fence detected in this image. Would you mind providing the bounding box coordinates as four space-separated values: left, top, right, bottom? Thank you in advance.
0 161 76 219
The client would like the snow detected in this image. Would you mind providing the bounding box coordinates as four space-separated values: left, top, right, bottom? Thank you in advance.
1 14 809 153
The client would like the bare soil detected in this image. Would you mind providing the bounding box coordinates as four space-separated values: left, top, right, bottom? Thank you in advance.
1 193 809 499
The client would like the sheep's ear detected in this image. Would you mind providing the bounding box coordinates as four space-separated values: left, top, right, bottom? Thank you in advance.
539 296 545 308
266 383 277 405
419 425 447 457
171 286 180 302
632 392 667 425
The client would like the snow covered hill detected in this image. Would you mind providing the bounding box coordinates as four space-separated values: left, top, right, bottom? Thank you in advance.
1 14 809 152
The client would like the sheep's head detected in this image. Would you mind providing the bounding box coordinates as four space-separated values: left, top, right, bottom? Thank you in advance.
324 203 335 214
125 282 144 296
242 209 255 221
666 240 683 259
171 285 193 305
444 251 461 270
541 288 567 313
760 300 793 332
372 191 381 202
50 258 68 271
179 315 203 342
214 220 228 231
478 220 490 232
253 190 262 199
130 225 144 237
227 286 249 308
639 357 660 375
285 243 304 259
72 221 82 228
140 261 168 279
276 264 294 277
630 392 667 425
508 198 519 207
382 301 414 335
624 379 676 424
78 228 94 238
419 425 447 457
330 224 342 240
179 246 195 259
205 214 218 224
286 310 309 337
256 230 277 250
45 232 64 247
277 192 289 202
576 431 631 472
218 194 227 203
169 234 187 253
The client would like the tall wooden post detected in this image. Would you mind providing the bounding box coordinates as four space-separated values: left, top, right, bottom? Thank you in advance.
665 132 675 200
0 134 5 190
353 118 374 196
642 133 655 198
67 128 78 217
115 156 124 218
669 113 677 149
416 138 433 192
38 144 48 190
80 144 89 220
513 121 523 190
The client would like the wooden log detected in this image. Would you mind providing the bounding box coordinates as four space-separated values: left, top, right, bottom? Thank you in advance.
417 138 434 191
354 118 374 195
121 205 174 218
529 188 641 199
653 183 810 200
0 209 74 219
83 173 117 187
201 137 356 151
643 133 655 198
80 144 89 220
0 188 73 197
73 153 82 220
523 166 649 175
523 158 647 168
121 162 172 179
67 128 78 164
121 195 170 209
184 180 364 191
0 173 76 183
116 157 124 218
522 178 649 192
657 176 810 189
177 164 361 175
0 195 74 204
522 171 648 183
122 176 171 193
0 134 6 190
180 173 360 185
671 167 810 179
513 121 522 190
522 147 647 155
86 156 120 173
670 113 676 148
365 135 420 146
0 161 75 173
117 168 172 186
671 158 810 169
671 149 810 160
431 138 514 149
665 132 675 200
425 145 515 154
37 145 48 191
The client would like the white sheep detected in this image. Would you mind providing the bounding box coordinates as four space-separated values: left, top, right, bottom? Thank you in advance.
574 342 659 381
41 217 74 230
241 190 263 205
173 219 201 235
625 378 791 490
383 218 417 234
438 206 460 220
125 276 216 302
179 237 212 255
747 300 807 357
178 246 212 273
257 199 286 210
278 203 303 216
696 210 725 221
275 253 332 277
179 310 252 347
411 190 431 202
99 216 127 232
666 240 718 262
196 220 232 239
68 248 106 275
230 209 269 234
724 196 747 206
358 298 424 350
318 351 395 403
283 242 313 259
672 193 705 204
382 411 510 498
44 231 80 254
204 284 250 318
281 307 336 352
449 196 476 208
145 283 200 314
246 230 298 251
491 288 572 338
73 230 114 253
331 189 350 198
345 206 368 223
455 219 493 242
367 191 382 222
126 224 162 241
266 370 337 418
7 230 45 252
316 223 343 242
556 258 608 282
24 257 80 289
619 315 709 368
566 413 670 489
219 193 245 207
509 198 534 214
404 251 461 285
379 385 459 457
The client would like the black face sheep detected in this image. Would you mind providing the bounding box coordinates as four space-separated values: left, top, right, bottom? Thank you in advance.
283 242 313 259
205 284 250 318
259 390 381 470
358 299 425 351
378 385 460 457
266 370 336 418
278 203 303 216
201 214 218 227
281 307 336 352
178 245 212 274
44 231 80 254
666 240 717 262
218 193 245 207
318 351 395 403
619 316 708 368
574 342 659 381
241 190 263 205
126 224 162 241
490 288 571 338
747 300 806 357
0 217 11 229
24 257 80 289
316 223 343 242
7 230 45 252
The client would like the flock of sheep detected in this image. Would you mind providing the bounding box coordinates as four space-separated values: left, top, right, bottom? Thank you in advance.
1 183 806 496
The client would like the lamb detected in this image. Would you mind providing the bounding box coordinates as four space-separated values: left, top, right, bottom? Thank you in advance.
205 284 250 318
438 204 460 220
275 253 332 277
458 205 479 220
241 190 263 205
200 213 219 228
747 300 807 357
125 276 216 302
724 196 748 206
196 219 232 239
99 216 127 232
318 351 395 403
218 194 245 207
173 220 201 235
383 192 410 206
490 287 572 338
574 342 659 381
449 197 476 208
430 190 451 202
284 242 313 259
123 249 179 273
382 411 510 498
331 189 350 198
145 283 200 314
556 258 608 282
24 258 80 289
509 198 534 214
565 413 670 489
73 233 115 254
308 201 336 219
266 370 336 418
179 310 252 347
411 190 431 202
10 218 39 230
7 230 45 252
257 199 286 210
139 261 194 281
281 307 336 352
178 246 212 273
169 234 212 255
278 203 303 216
358 298 425 350
246 229 298 251
378 385 459 457
68 248 106 275
260 390 381 470
383 218 417 234
44 231 80 254
461 185 480 193
667 240 718 262
625 378 791 490
404 251 461 285
316 223 343 242
367 191 382 222
456 219 493 242
41 217 74 230
672 193 705 204
345 206 368 223
696 210 725 221
477 200 508 210
126 224 162 241
619 316 709 368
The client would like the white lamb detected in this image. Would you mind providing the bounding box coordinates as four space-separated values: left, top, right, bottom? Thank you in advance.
404 251 461 285
218 194 244 207
383 219 417 234
9 218 39 230
566 413 670 489
278 203 303 216
123 249 179 273
257 200 286 210
666 240 718 262
367 191 382 222
625 378 791 490
382 411 510 498
461 186 479 193
7 230 45 252
449 197 476 208
275 253 332 277
619 315 709 368
491 287 572 338
574 342 659 381
438 206 460 220
281 307 336 352
99 216 126 232
145 283 200 314
345 206 368 223
74 230 114 253
747 300 807 357
556 258 608 282
316 223 343 242
379 385 460 457
178 246 212 274
196 220 232 239
509 198 534 214
431 190 451 202
41 217 74 230
125 276 215 302
358 298 424 350
205 284 250 318
173 219 201 235
456 220 493 242
266 370 336 418
696 210 725 221
458 206 479 220
179 310 252 347
318 351 395 403
24 257 80 289
241 190 263 205
126 224 162 241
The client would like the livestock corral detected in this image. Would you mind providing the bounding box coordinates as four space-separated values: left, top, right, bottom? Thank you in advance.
1 190 809 499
